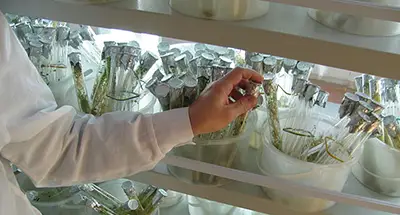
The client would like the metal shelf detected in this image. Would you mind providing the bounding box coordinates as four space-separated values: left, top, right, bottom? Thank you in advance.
1 0 400 80
129 159 400 215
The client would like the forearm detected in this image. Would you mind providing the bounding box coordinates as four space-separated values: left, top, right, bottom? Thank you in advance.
1 107 193 187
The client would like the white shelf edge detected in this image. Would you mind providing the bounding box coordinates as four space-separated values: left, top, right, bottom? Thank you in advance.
1 0 400 81
262 0 400 22
159 155 400 214
128 165 309 215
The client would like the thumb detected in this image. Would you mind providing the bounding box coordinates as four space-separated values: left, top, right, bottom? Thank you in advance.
227 95 257 118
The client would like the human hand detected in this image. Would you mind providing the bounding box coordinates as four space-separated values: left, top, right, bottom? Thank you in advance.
189 67 263 136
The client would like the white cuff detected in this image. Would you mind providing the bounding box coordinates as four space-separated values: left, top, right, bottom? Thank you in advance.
151 108 194 154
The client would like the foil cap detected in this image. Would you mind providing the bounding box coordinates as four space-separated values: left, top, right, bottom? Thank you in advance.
146 77 159 95
79 25 95 41
69 30 83 49
160 52 176 75
315 90 329 108
368 99 384 113
219 56 233 67
263 56 277 74
245 81 262 97
174 54 188 75
383 78 398 103
303 83 320 104
353 100 374 115
170 48 181 57
362 74 374 94
161 74 174 83
120 54 137 70
347 111 371 134
292 78 308 95
121 181 134 191
189 57 199 76
56 26 70 43
128 40 140 49
364 113 381 134
152 189 168 206
245 52 257 65
369 78 377 98
283 59 297 73
118 42 128 47
211 65 227 82
39 27 56 44
200 52 215 65
262 73 276 96
29 40 43 49
339 93 360 118
141 51 158 71
226 49 235 60
152 69 164 81
354 76 363 93
124 199 139 210
155 83 170 98
26 191 39 202
250 55 264 74
355 92 371 102
155 83 171 111
383 115 399 138
182 50 194 61
296 61 312 72
157 42 170 55
295 61 312 80
122 46 141 56
194 43 207 52
68 52 81 65
168 77 184 89
183 75 198 88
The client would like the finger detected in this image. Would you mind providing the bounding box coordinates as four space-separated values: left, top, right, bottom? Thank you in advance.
227 95 258 118
237 79 249 90
223 67 263 86
229 88 244 101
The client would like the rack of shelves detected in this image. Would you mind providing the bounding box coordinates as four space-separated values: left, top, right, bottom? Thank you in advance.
1 0 400 80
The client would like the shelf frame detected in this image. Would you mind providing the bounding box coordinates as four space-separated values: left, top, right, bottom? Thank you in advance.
155 155 400 214
1 0 400 80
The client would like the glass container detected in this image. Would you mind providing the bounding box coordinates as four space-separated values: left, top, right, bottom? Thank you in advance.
168 112 257 186
170 0 270 21
308 0 400 36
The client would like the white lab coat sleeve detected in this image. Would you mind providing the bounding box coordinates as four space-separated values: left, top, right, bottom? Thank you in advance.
0 12 194 187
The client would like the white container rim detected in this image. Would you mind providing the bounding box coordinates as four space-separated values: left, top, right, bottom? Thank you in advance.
371 137 400 153
260 113 360 175
356 161 400 181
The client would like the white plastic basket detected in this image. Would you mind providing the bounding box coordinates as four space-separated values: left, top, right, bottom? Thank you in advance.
257 113 361 212
188 196 236 215
352 138 400 197
308 0 400 36
169 0 270 21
